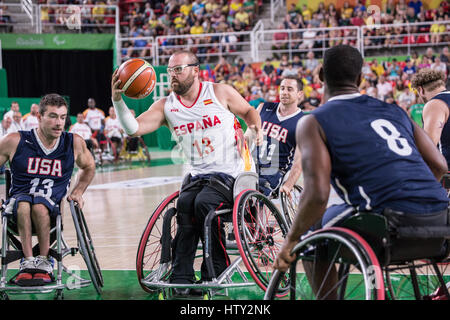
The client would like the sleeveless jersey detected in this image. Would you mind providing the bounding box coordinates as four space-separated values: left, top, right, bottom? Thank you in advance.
164 81 252 178
312 93 448 214
69 122 92 140
256 102 304 176
9 129 75 206
430 91 450 168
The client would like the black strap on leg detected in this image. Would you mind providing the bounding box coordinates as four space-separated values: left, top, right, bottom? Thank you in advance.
160 208 177 264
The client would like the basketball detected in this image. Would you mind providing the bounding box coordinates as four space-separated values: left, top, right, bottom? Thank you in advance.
116 58 156 99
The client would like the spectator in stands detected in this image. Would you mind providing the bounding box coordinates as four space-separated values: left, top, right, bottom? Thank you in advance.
301 3 312 22
424 47 436 63
418 55 432 69
3 101 19 120
272 23 288 58
440 47 449 69
376 75 393 100
362 61 378 82
179 0 192 17
350 10 365 27
431 16 446 44
431 56 447 75
299 23 316 50
235 6 250 29
396 0 408 16
292 55 303 71
192 0 205 19
408 0 423 16
22 104 39 131
371 58 385 78
214 56 232 81
221 27 238 52
228 0 242 16
354 0 366 14
398 85 416 109
304 51 319 73
339 1 353 26
282 63 298 77
403 59 417 78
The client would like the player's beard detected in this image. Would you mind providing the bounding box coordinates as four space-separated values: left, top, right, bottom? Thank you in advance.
171 73 195 96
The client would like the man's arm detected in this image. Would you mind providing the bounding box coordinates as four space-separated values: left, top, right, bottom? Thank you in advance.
412 120 448 180
280 146 302 194
0 133 20 167
67 134 96 209
273 115 331 272
214 83 262 145
244 103 263 147
422 99 449 146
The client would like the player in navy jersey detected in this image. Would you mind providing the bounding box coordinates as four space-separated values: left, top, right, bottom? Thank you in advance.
246 75 304 197
273 45 449 298
412 69 450 168
0 94 95 286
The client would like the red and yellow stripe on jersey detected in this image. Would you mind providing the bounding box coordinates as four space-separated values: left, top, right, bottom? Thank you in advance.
234 118 252 171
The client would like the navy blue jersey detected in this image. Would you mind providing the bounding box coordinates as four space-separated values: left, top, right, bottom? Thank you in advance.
256 102 304 176
312 94 448 214
430 91 450 168
9 130 74 207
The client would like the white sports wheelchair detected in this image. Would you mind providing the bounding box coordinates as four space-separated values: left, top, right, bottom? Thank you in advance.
0 170 103 300
136 171 301 299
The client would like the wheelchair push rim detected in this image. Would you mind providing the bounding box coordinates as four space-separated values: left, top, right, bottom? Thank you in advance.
233 189 290 297
264 227 385 300
136 191 179 293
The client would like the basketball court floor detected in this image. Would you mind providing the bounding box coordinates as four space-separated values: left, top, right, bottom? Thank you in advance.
0 148 275 300
1 149 448 300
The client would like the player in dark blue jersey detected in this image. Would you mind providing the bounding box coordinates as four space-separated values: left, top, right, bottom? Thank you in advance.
412 69 450 168
246 76 305 197
0 94 95 286
274 45 449 298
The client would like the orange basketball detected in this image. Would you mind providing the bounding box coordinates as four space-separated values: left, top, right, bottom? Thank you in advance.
117 58 156 99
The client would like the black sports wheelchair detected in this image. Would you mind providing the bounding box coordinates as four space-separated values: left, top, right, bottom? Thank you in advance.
136 170 303 299
264 202 450 300
0 170 103 300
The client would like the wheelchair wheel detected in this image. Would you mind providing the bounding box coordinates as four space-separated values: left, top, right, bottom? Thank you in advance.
136 191 179 293
264 227 385 300
69 200 104 295
385 258 450 300
233 189 290 296
280 184 302 227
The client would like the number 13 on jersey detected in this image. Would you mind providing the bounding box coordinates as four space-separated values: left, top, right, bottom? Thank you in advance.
192 137 215 158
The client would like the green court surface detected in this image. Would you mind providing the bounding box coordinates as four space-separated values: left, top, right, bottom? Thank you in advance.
2 269 265 300
4 269 448 300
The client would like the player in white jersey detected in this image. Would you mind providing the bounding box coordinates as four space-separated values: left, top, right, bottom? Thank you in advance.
104 106 124 161
69 113 99 155
22 104 40 131
111 50 262 295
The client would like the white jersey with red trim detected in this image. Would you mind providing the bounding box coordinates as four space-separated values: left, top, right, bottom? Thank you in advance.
69 122 92 140
105 116 123 138
22 113 39 131
164 81 253 178
83 108 105 131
